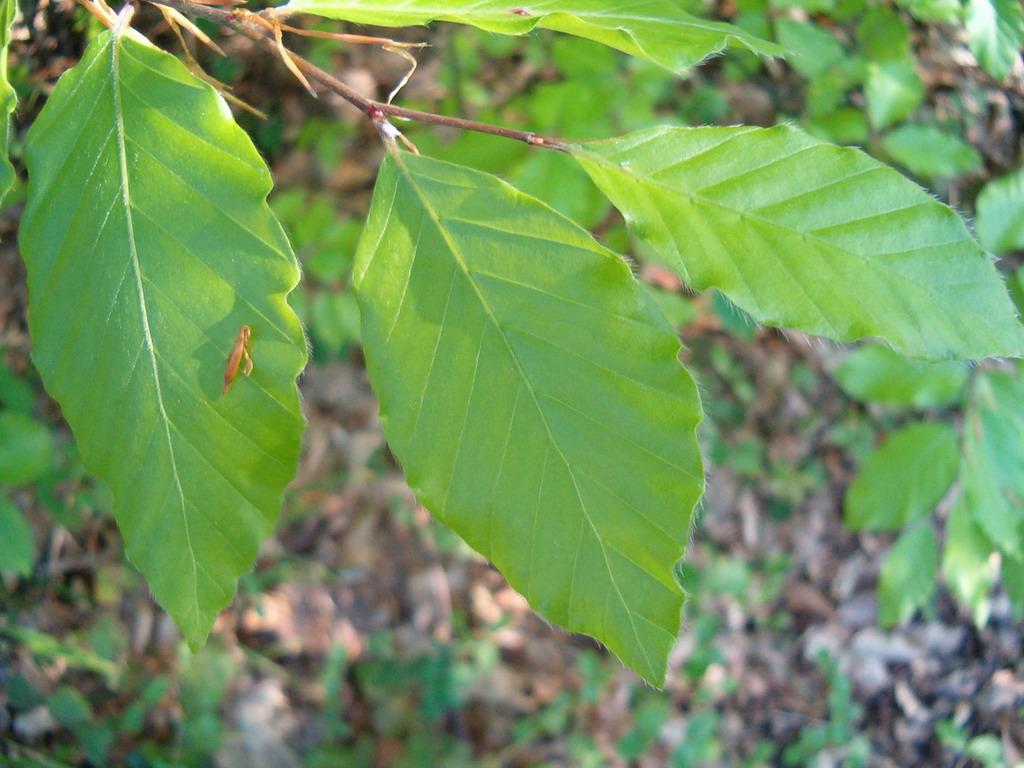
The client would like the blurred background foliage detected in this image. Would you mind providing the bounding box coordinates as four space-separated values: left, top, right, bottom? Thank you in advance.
1 0 1023 764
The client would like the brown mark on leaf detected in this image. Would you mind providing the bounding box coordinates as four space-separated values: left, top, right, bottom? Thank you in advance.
510 7 533 16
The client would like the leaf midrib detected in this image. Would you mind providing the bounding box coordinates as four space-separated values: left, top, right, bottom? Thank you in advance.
391 151 662 681
111 32 200 626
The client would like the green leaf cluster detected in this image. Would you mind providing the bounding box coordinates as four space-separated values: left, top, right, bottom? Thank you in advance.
11 0 1024 685
965 0 1024 81
976 169 1024 256
0 357 52 577
272 189 364 357
840 353 1024 627
770 0 998 173
836 345 968 409
859 8 923 130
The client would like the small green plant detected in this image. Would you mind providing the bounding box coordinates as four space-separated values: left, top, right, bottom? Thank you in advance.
836 265 1024 628
782 652 869 768
0 357 55 580
935 715 1024 768
6 0 1024 687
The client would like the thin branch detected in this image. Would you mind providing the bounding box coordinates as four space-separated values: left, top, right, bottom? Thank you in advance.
383 44 418 104
154 3 268 118
270 15 318 97
77 0 117 30
153 0 572 152
158 3 225 56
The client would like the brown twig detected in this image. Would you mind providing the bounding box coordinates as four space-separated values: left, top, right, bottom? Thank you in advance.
155 3 268 118
153 0 572 152
76 0 118 29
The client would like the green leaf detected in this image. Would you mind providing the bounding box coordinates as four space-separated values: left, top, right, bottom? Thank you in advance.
0 360 36 413
965 734 1008 766
0 498 35 577
573 125 1024 361
895 0 962 24
19 31 307 647
775 19 844 78
0 625 120 684
273 192 360 284
278 0 783 74
865 59 923 130
961 368 1024 558
804 58 867 120
976 168 1024 255
510 151 610 230
878 519 937 627
47 687 92 729
0 0 15 49
0 0 17 204
831 0 866 21
773 0 835 10
806 107 869 145
651 289 697 329
353 150 704 685
1011 267 1024 315
882 124 982 180
0 411 55 486
1003 554 1024 618
965 0 1024 82
845 422 958 531
311 290 361 354
835 344 967 409
942 498 996 626
857 7 911 61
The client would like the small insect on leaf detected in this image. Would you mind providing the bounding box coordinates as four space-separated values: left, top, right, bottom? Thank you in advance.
223 324 254 395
